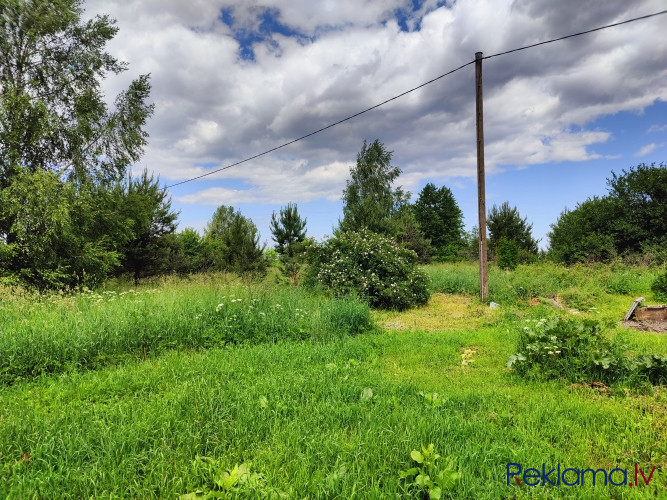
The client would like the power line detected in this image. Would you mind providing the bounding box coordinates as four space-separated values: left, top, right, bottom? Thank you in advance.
483 9 667 60
167 60 475 188
166 9 667 189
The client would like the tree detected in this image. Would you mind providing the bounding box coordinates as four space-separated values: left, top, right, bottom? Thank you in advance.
548 163 667 264
392 205 432 264
0 0 153 288
204 206 266 275
270 202 308 285
0 0 153 186
487 202 538 260
413 183 464 260
116 171 179 284
606 162 667 253
340 139 407 235
0 171 125 288
548 197 617 264
175 228 204 274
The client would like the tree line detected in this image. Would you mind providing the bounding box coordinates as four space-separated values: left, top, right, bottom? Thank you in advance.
1 0 665 292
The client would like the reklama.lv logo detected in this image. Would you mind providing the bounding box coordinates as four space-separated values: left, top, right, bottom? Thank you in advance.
507 463 656 487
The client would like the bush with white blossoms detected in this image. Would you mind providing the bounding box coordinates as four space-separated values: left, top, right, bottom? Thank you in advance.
305 228 430 310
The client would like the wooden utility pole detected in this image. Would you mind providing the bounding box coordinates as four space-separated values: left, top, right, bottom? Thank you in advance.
475 52 488 302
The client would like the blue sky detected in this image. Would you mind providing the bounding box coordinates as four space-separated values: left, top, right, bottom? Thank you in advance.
85 0 667 250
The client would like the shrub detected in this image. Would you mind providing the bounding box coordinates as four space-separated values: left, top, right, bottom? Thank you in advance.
651 271 667 302
305 228 430 310
507 317 667 386
507 317 629 383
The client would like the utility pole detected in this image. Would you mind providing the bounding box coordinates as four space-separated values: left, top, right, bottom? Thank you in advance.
475 52 488 302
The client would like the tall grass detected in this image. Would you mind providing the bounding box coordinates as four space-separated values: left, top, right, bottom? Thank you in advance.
425 261 662 306
0 275 373 385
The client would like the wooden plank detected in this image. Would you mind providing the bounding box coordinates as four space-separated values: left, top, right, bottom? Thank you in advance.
623 297 644 321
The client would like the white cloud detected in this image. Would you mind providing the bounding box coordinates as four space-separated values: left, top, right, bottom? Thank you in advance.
648 124 667 133
81 0 667 206
634 143 663 156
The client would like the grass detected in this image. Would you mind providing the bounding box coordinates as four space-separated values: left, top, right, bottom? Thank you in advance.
0 274 373 385
425 261 664 310
1 263 666 498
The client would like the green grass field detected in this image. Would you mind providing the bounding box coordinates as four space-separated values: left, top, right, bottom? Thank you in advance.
1 263 665 498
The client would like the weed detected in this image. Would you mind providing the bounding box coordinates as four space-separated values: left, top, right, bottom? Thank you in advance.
399 444 460 499
418 391 446 408
182 458 284 499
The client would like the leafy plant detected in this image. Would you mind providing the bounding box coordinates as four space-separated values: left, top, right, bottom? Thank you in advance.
418 391 446 408
496 237 519 271
399 444 460 499
631 354 667 385
182 458 283 499
305 228 430 310
507 317 629 384
651 270 667 302
507 317 667 386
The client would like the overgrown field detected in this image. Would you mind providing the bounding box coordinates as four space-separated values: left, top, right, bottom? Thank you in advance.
1 264 666 498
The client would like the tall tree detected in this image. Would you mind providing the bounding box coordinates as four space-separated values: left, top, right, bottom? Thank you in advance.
0 171 126 288
116 171 179 284
0 0 153 288
270 202 308 284
548 163 667 263
413 183 464 259
204 206 266 275
340 139 407 235
606 162 667 253
0 0 153 186
487 202 538 257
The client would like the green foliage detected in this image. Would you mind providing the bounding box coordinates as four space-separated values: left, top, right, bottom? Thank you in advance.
631 354 667 385
549 163 667 264
0 171 125 289
115 170 179 283
305 228 430 310
182 458 282 499
418 391 446 408
413 183 464 257
651 271 667 302
393 206 432 264
173 228 205 274
487 202 538 258
399 444 460 499
508 317 667 386
0 0 153 289
548 197 618 264
339 139 407 235
496 237 519 271
507 318 629 383
270 202 308 284
204 205 267 276
0 280 374 385
0 0 153 185
270 202 306 255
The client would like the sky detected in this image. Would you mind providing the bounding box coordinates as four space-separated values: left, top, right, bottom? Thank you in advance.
82 0 667 250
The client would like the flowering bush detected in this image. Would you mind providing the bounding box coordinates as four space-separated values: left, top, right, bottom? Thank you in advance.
304 228 430 310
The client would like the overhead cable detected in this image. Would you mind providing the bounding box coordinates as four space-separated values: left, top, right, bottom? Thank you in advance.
166 9 667 189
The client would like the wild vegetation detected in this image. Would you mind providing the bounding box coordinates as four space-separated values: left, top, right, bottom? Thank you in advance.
2 2 667 499
1 263 666 499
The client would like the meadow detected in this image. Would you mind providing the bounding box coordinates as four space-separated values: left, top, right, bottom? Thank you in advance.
0 263 666 498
